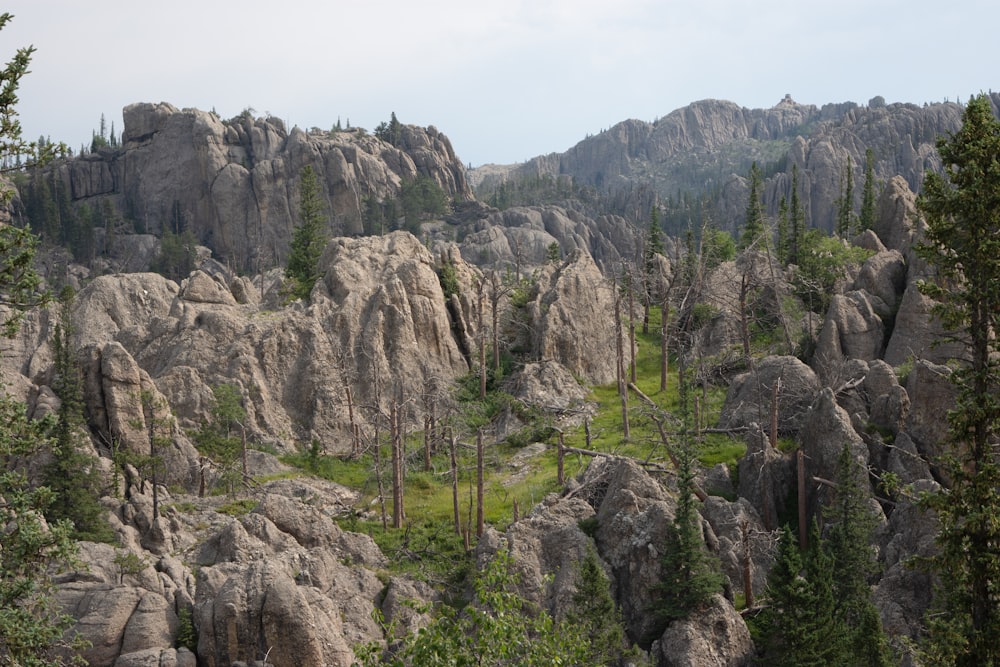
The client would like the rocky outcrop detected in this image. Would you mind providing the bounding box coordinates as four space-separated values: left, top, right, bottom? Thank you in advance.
719 356 820 437
652 594 754 667
39 103 471 272
529 249 625 385
483 95 981 235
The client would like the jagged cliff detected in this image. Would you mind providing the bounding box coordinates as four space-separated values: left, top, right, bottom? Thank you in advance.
36 102 471 271
477 94 1000 233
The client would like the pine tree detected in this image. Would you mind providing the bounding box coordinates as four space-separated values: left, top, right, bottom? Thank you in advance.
568 546 635 665
776 196 789 264
43 293 114 542
836 156 855 237
825 444 893 666
789 163 805 264
285 165 329 301
915 93 1000 667
651 360 723 631
0 14 85 662
740 162 766 249
859 148 877 231
753 524 848 666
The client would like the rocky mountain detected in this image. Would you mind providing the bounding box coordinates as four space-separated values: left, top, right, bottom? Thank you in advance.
31 103 471 272
475 94 1000 234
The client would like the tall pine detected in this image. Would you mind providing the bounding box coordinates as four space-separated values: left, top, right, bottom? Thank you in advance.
285 165 329 301
916 93 1000 667
651 359 723 632
859 148 878 231
740 162 766 249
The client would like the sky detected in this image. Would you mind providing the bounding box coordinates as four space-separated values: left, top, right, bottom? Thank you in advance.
4 0 997 167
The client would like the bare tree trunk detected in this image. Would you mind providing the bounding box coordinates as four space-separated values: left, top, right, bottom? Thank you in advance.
478 280 487 399
769 379 780 449
450 429 461 536
614 279 631 439
391 398 404 529
476 430 485 538
423 415 432 472
660 286 670 393
739 272 751 360
346 384 360 457
557 431 565 486
584 416 592 450
491 271 502 372
240 424 250 484
628 273 637 384
740 518 754 609
797 448 807 549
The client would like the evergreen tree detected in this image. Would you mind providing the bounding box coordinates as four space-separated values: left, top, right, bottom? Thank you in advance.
0 14 85 662
835 156 855 237
789 163 805 264
285 165 329 301
753 524 848 666
43 293 114 542
776 196 789 264
859 148 877 231
567 546 636 665
915 93 1000 667
740 162 766 249
651 360 723 631
825 445 893 666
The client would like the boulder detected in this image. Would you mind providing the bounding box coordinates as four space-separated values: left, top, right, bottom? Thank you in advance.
652 594 754 667
884 282 965 366
719 355 820 437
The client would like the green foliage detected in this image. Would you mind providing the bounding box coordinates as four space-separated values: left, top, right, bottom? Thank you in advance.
860 148 878 231
43 297 114 542
825 445 893 666
701 226 736 269
545 241 561 263
740 162 766 249
0 393 87 665
112 550 147 585
438 260 460 299
568 546 640 665
399 175 449 231
793 229 873 313
354 545 590 667
150 229 198 282
175 607 197 652
914 93 1000 667
216 499 258 516
285 165 329 301
752 524 848 666
0 17 86 663
650 363 723 633
836 156 856 236
191 384 246 495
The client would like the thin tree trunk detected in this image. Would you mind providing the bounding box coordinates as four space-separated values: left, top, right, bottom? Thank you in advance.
769 380 780 449
614 281 630 439
628 274 637 384
450 429 460 536
423 415 431 472
797 448 807 549
478 281 487 399
741 518 755 609
391 399 404 529
557 431 565 486
660 289 670 393
476 430 485 538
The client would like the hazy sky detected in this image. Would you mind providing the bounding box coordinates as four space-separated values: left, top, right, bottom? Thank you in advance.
4 0 997 166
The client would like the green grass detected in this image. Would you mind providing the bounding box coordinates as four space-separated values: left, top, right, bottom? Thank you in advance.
277 306 748 580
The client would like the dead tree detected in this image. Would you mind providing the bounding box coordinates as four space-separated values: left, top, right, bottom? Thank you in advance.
614 273 631 439
476 429 485 538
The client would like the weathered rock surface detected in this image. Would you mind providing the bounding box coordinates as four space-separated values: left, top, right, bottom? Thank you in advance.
529 249 625 385
719 355 820 437
652 594 755 667
43 103 471 272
